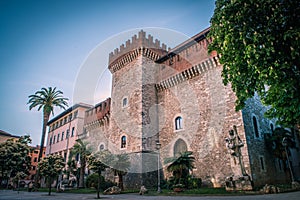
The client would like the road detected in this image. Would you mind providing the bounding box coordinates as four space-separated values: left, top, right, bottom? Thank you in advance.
0 190 299 200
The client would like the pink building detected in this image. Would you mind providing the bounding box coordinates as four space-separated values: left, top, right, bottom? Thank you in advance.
46 103 92 166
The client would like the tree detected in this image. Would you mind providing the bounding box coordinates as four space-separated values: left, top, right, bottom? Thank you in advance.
0 136 32 188
209 0 300 127
110 153 130 191
265 127 296 181
87 151 110 199
265 127 295 162
70 139 91 188
64 158 79 187
38 154 64 195
28 87 68 162
164 151 195 186
28 87 68 187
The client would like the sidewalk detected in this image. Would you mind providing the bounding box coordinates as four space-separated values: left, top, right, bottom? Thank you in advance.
0 190 300 200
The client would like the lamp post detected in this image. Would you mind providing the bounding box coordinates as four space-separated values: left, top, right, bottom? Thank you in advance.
282 137 295 182
156 142 161 193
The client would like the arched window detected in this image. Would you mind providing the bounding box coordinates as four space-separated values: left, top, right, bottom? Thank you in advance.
122 97 128 107
121 136 126 148
99 144 105 151
253 116 259 138
174 138 187 157
175 116 183 130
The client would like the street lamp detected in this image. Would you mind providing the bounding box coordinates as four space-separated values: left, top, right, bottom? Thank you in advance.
282 137 295 182
156 142 161 193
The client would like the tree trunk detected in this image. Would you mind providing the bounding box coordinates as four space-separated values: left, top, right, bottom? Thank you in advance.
118 173 124 191
34 111 50 189
79 162 85 188
48 177 52 196
39 110 50 161
97 171 101 199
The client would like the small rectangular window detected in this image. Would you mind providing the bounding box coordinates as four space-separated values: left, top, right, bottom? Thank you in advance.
121 136 126 148
122 97 128 107
260 156 265 171
253 116 260 138
71 127 75 137
61 132 64 141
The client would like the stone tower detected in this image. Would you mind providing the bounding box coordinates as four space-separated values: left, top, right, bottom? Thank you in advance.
108 30 168 187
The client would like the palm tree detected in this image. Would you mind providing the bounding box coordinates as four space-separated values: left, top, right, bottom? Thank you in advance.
71 139 91 188
28 87 68 162
165 151 195 186
28 87 68 187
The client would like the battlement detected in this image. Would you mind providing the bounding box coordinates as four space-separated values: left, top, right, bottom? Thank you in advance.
84 98 111 127
108 30 168 65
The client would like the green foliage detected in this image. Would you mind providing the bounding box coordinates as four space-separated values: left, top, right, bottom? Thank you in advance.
27 87 68 164
86 173 104 189
38 154 64 195
86 173 116 191
164 151 195 186
187 176 202 189
109 153 130 191
0 136 32 186
209 0 300 126
28 87 68 115
38 154 65 178
87 151 110 198
70 139 91 188
265 127 296 161
87 151 110 173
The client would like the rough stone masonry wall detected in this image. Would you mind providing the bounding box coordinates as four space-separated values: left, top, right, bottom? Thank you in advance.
157 64 251 187
242 94 289 187
109 56 143 153
109 54 159 189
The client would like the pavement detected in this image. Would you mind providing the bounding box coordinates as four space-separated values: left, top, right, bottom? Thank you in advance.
0 190 300 200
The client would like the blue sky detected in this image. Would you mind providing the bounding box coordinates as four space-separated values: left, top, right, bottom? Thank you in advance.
0 0 215 145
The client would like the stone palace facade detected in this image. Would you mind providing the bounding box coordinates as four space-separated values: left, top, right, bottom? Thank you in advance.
73 28 299 189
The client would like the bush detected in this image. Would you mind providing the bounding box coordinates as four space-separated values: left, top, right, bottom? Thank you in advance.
188 177 202 189
86 173 116 191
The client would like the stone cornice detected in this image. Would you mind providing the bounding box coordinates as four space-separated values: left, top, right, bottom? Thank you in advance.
155 55 221 91
108 47 161 73
84 113 110 131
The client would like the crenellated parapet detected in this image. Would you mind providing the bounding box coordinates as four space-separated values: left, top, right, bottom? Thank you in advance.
84 98 111 131
155 54 221 91
108 30 169 72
